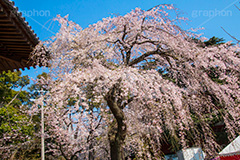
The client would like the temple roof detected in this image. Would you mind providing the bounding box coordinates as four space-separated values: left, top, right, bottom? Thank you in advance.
0 0 39 72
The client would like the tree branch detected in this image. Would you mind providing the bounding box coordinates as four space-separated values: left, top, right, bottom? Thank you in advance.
128 49 175 66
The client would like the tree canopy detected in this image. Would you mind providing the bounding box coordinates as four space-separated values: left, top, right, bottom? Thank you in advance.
31 4 240 160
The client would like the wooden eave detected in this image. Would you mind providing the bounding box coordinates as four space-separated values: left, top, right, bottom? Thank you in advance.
0 0 39 72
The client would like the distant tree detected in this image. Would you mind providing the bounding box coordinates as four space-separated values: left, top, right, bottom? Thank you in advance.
32 4 240 160
0 71 41 159
204 36 225 46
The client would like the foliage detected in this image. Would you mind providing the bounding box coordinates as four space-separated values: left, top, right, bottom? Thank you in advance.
0 71 40 159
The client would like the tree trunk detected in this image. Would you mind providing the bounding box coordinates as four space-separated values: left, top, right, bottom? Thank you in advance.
109 136 123 160
108 118 126 160
105 83 127 160
107 109 127 160
88 142 94 160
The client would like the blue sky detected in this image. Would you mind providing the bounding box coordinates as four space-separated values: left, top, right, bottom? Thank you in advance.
13 0 240 79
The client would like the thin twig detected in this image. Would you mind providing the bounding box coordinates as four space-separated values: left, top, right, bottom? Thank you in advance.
234 4 240 11
221 26 240 44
